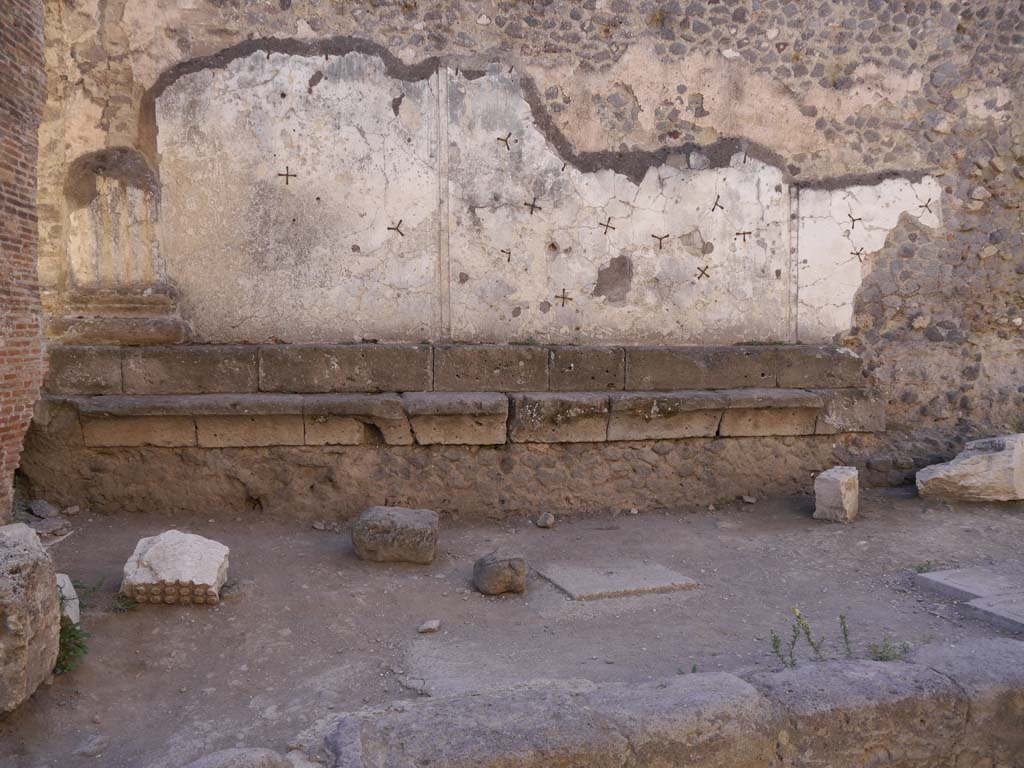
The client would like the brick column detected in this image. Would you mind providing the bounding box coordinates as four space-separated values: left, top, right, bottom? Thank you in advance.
0 0 46 520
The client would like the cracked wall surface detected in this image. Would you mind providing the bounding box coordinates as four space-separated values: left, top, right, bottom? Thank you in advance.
31 0 1024 483
156 51 940 345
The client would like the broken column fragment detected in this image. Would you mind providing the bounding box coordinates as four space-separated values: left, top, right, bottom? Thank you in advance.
351 507 439 565
813 466 859 523
120 530 230 605
916 434 1024 502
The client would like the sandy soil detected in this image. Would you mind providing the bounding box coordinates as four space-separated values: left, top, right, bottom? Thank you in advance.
1 488 1022 767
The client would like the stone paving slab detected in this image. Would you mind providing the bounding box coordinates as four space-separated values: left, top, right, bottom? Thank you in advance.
537 562 698 601
913 565 1023 602
963 594 1024 634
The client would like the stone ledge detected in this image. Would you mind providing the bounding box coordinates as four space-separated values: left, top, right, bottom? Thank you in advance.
402 393 508 446
323 639 1024 768
42 343 870 396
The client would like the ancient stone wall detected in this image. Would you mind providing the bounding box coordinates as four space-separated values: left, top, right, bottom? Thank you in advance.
0 0 46 520
21 0 1024 513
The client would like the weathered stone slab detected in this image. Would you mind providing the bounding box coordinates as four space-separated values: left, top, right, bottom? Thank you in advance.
914 565 1023 602
303 415 367 446
473 551 527 595
744 659 967 766
547 346 624 391
56 573 80 625
44 345 122 395
433 345 547 392
71 393 306 416
916 434 1024 501
508 393 609 443
624 347 705 390
351 507 439 565
123 346 258 394
327 673 776 768
777 345 865 388
813 466 859 522
45 316 189 346
538 562 698 600
963 593 1024 633
701 347 778 388
120 530 230 605
303 394 413 446
607 392 723 440
196 415 304 447
718 407 819 437
81 415 197 447
0 524 60 713
815 388 886 434
259 345 432 393
402 393 508 445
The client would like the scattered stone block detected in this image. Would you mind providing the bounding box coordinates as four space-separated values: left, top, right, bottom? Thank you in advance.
813 466 859 522
120 530 230 605
0 524 60 713
509 393 608 442
417 619 441 634
535 512 555 529
56 573 80 624
183 748 292 768
27 499 61 519
916 434 1024 501
473 552 527 595
538 562 698 601
352 507 439 565
402 392 508 445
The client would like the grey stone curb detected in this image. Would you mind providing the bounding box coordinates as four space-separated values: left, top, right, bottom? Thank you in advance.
324 638 1024 768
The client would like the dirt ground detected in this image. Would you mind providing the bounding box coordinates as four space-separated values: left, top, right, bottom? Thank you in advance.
1 488 1022 768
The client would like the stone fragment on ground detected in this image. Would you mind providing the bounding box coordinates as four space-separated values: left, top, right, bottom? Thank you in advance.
351 506 439 565
813 466 859 522
473 551 527 595
915 564 1024 633
0 524 60 713
120 530 230 605
182 747 292 768
538 562 698 601
27 515 71 538
417 619 441 634
56 573 80 624
916 433 1024 501
27 499 61 519
534 512 555 528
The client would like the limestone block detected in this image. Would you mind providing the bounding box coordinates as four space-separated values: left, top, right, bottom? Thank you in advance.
813 466 859 522
473 551 527 595
607 392 723 440
777 345 865 388
259 345 432 393
303 394 413 446
402 393 508 445
196 415 304 447
43 346 122 395
624 347 704 390
183 748 291 768
916 434 1024 501
0 524 60 713
123 346 258 394
46 316 189 346
352 507 439 565
701 347 778 388
434 345 547 391
508 393 609 443
303 415 366 446
718 408 819 436
81 415 196 447
547 346 624 391
120 530 229 605
815 388 886 434
56 573 80 625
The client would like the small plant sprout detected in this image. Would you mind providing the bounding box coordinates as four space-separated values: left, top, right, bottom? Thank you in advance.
793 607 825 661
869 638 910 661
839 614 854 659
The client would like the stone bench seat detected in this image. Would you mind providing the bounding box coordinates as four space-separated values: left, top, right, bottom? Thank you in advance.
45 386 883 448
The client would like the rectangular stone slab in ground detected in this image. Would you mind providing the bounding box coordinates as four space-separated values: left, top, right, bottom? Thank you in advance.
537 562 698 601
962 594 1024 634
913 565 1024 602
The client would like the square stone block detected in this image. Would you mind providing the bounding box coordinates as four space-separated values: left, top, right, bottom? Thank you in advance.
123 346 258 394
548 346 624 391
352 507 439 565
718 407 819 436
259 345 432 393
813 466 859 522
196 415 304 447
81 415 197 447
777 345 865 388
304 415 367 445
44 346 122 395
402 393 508 445
701 347 778 389
608 393 723 440
434 345 547 391
624 347 704 390
509 393 609 443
